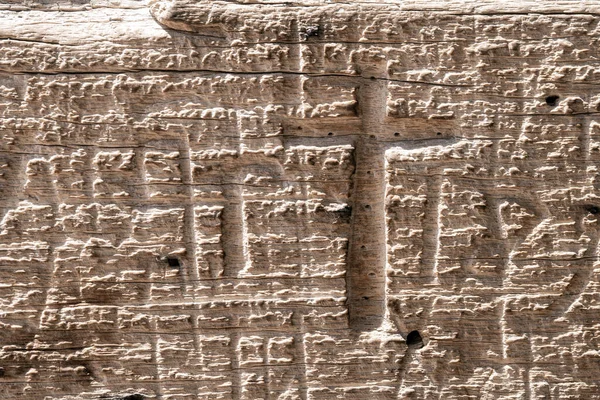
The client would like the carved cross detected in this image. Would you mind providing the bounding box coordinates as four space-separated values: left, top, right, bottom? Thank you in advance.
149 0 459 331
2 1 599 398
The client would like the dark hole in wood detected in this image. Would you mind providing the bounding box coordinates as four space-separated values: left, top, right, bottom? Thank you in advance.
122 395 146 400
370 76 376 80
365 204 371 209
166 257 181 268
586 205 600 215
328 132 333 136
546 95 560 106
394 132 400 136
305 26 319 37
406 330 424 348
363 296 370 300
436 132 442 136
334 205 352 217
360 245 366 249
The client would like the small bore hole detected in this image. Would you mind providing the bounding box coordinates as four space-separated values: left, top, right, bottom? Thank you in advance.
370 76 376 80
367 170 372 174
546 95 560 106
436 132 442 136
365 204 371 209
394 132 400 137
406 330 424 348
586 205 600 215
368 272 376 278
166 257 181 268
362 296 370 300
328 132 333 136
360 245 366 249
122 395 146 400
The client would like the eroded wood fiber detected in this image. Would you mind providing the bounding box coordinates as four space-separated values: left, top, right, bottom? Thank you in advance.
0 0 599 399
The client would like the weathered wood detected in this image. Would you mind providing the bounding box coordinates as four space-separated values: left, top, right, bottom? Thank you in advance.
0 0 599 398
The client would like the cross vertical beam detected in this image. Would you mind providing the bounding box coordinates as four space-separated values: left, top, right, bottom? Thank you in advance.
346 77 389 330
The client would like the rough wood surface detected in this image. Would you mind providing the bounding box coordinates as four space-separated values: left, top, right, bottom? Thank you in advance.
1 0 600 399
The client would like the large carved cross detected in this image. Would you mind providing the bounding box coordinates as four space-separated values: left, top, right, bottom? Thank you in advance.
149 0 459 331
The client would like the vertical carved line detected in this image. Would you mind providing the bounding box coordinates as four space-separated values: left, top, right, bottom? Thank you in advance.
231 332 242 400
422 172 442 285
221 184 247 277
296 332 309 400
178 134 200 398
179 134 198 295
381 155 392 331
150 321 164 399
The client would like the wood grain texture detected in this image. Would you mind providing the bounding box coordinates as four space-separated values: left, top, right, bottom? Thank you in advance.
0 0 599 399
